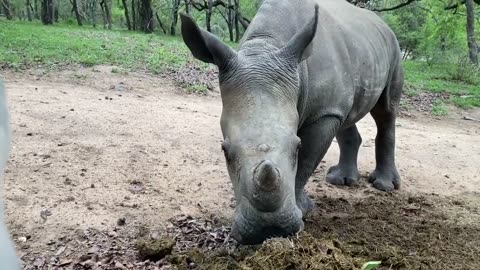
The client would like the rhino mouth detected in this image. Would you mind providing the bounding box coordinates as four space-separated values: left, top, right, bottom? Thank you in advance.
230 199 304 245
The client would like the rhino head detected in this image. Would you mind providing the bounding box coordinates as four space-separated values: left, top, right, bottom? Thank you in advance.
180 6 318 244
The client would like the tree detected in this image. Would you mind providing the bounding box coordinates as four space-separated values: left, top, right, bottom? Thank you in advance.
138 0 154 33
121 0 132 30
90 0 97 27
466 0 478 64
41 0 54 24
26 0 33 21
71 0 83 26
1 0 13 20
100 0 112 29
131 0 136 30
170 0 180 35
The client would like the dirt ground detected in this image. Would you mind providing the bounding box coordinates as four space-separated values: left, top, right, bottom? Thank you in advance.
1 66 480 269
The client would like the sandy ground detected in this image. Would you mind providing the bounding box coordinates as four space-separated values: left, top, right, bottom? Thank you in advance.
1 66 480 266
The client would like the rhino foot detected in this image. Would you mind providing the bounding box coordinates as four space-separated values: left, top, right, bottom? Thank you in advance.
326 165 360 186
296 191 315 217
368 168 400 191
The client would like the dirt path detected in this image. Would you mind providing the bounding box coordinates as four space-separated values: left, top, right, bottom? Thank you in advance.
2 66 480 268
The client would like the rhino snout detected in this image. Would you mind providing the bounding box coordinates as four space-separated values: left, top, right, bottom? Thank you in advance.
231 203 304 245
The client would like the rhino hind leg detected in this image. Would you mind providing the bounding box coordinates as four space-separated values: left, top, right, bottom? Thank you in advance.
368 64 404 192
326 124 362 186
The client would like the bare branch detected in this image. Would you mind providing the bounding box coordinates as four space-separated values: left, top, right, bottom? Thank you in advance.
371 0 417 12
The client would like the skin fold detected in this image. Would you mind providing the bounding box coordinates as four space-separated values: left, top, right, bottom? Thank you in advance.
181 0 403 244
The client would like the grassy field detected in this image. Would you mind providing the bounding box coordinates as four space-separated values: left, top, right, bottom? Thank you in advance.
1 20 479 109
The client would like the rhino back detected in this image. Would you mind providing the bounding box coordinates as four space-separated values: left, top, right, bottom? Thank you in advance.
303 0 401 126
243 0 401 127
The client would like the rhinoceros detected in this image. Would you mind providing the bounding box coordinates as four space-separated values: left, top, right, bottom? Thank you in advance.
0 82 20 269
181 0 403 244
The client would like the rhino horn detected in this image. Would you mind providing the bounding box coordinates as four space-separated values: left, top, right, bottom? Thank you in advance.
254 160 280 192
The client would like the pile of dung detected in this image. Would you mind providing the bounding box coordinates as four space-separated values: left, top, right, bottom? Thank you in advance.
175 232 360 270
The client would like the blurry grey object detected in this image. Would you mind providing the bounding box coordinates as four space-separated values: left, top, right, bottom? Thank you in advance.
0 81 21 269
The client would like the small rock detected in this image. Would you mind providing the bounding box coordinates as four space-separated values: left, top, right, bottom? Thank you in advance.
65 196 75 202
117 217 126 226
86 202 94 210
88 245 100 254
108 231 118 238
64 178 73 185
18 236 27 242
115 261 128 270
58 259 72 266
55 246 66 256
444 174 450 178
70 108 74 111
33 257 46 267
90 183 95 188
40 209 52 221
26 133 33 136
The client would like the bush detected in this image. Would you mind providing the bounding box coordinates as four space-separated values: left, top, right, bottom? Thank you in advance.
447 56 480 85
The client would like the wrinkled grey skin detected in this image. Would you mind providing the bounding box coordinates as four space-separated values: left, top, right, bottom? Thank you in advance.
0 82 21 269
181 0 403 244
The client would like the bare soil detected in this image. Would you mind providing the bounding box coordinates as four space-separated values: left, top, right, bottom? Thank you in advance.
1 66 480 269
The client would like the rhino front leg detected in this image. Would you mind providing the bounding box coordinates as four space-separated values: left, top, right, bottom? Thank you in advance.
326 124 362 186
295 116 341 216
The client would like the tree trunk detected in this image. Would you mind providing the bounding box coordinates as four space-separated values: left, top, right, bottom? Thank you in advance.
34 0 39 18
54 4 58 22
227 0 234 42
155 12 167 34
121 0 131 30
91 0 97 27
101 0 112 29
1 0 13 20
466 0 478 64
170 0 180 35
139 0 154 33
100 0 107 28
41 0 54 24
234 0 240 42
184 0 189 14
206 0 213 32
26 0 33 21
72 0 83 26
131 0 136 30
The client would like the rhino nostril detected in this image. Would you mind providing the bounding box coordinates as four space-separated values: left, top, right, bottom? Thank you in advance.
254 160 280 192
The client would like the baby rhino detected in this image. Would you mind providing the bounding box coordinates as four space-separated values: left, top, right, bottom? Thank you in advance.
181 0 403 244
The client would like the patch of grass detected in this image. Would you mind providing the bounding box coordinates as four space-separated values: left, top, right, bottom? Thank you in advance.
0 20 192 74
431 100 449 116
404 61 480 108
186 84 209 94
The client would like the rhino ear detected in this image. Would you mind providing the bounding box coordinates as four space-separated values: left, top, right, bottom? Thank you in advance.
180 13 236 69
277 4 319 63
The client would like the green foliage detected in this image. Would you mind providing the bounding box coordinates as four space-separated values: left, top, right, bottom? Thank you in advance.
404 61 480 108
446 56 480 85
0 20 190 73
431 100 449 116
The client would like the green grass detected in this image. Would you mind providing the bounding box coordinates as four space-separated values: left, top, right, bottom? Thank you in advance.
403 61 480 108
0 20 196 73
431 100 449 116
